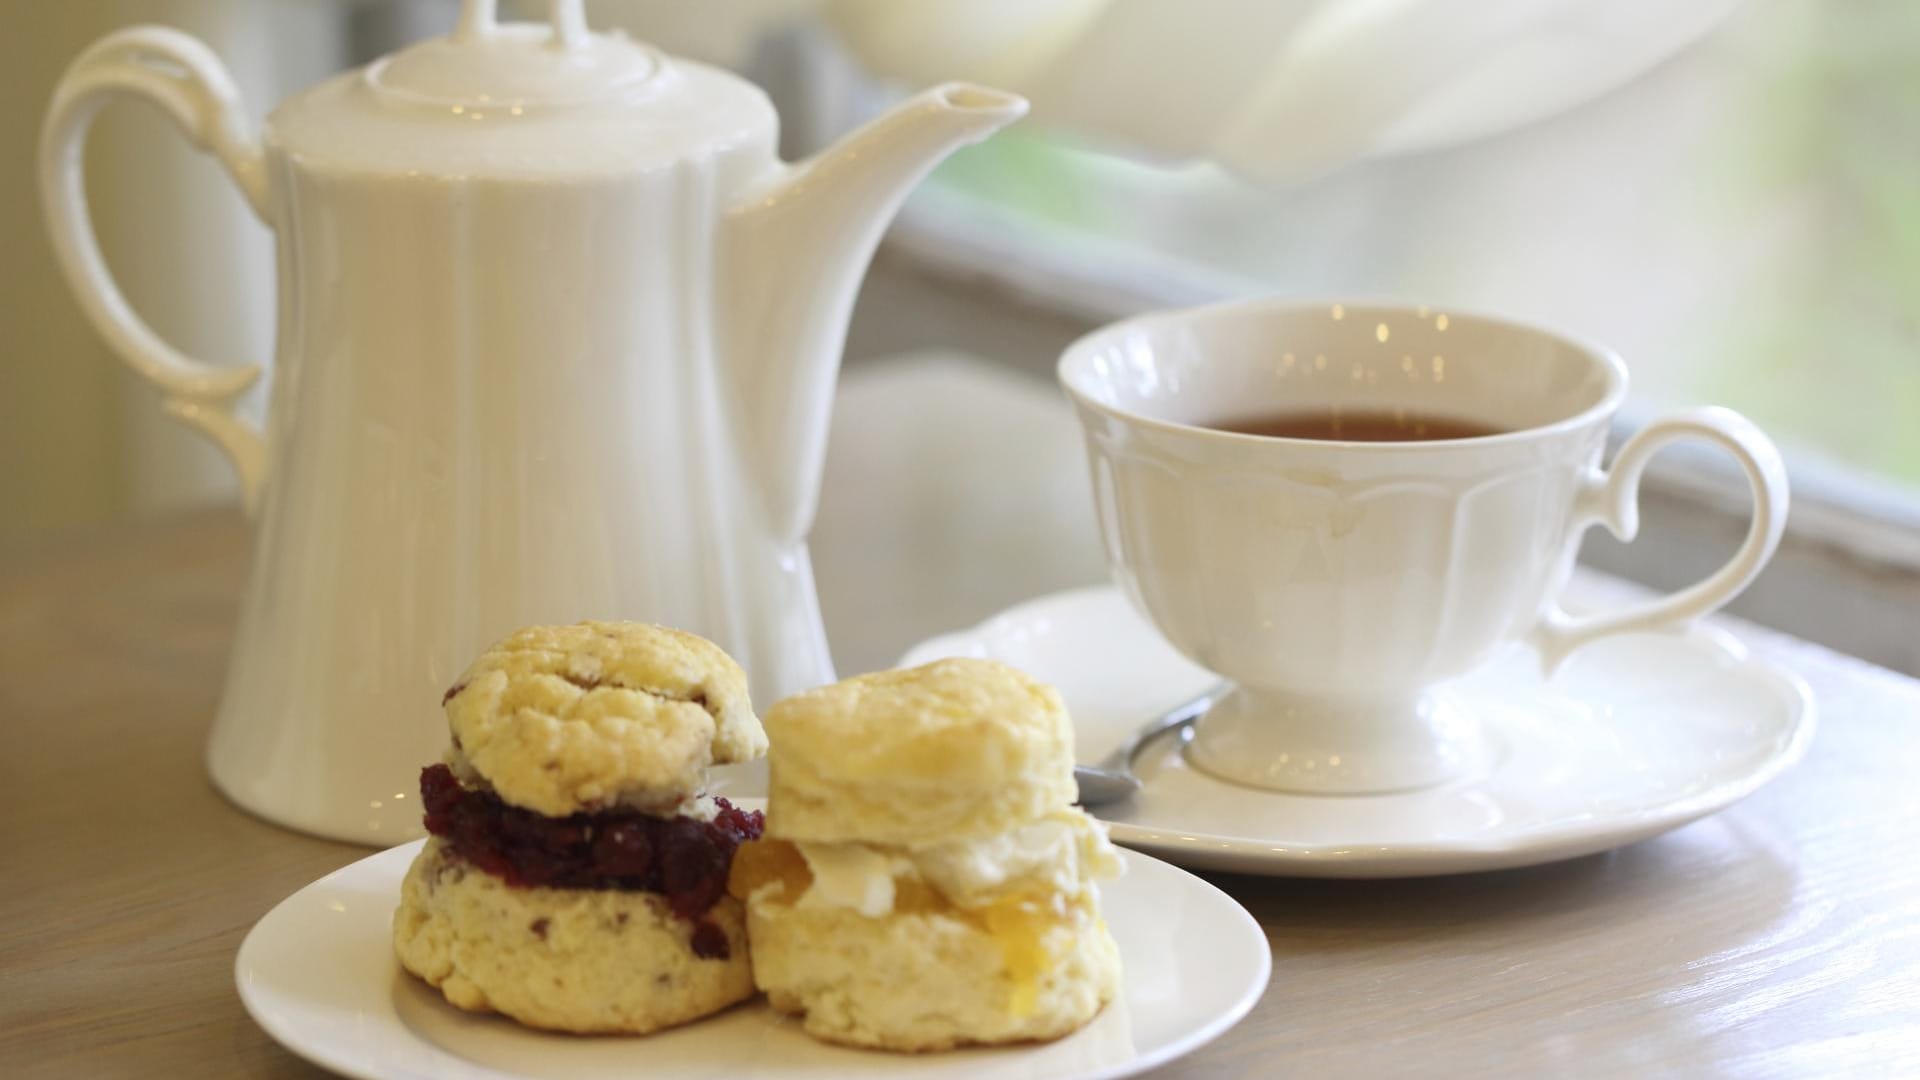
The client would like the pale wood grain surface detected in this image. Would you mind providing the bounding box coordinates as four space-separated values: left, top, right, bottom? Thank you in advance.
4 357 1918 1078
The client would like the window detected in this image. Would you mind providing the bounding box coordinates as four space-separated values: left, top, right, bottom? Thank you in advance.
902 1 1920 507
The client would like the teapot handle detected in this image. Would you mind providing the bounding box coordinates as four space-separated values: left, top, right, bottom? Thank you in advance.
39 27 272 514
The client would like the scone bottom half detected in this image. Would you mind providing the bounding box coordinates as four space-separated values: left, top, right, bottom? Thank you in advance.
394 621 767 1035
729 658 1125 1052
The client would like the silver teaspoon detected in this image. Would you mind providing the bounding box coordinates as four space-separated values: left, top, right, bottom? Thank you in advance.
1074 682 1230 807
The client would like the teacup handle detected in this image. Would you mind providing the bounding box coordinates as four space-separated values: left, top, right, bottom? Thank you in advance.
1531 406 1789 673
39 27 271 513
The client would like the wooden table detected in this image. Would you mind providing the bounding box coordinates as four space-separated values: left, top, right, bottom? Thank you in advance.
5 357 1919 1078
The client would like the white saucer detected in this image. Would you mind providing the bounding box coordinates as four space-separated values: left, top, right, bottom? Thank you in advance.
901 586 1815 878
236 825 1269 1080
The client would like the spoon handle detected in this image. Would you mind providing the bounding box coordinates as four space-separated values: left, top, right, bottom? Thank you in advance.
1094 682 1231 773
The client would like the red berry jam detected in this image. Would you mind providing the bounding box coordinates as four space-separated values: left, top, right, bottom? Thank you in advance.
418 764 762 959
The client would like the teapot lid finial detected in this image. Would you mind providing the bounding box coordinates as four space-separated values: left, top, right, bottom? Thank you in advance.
455 0 589 52
369 0 658 109
452 0 498 42
547 0 590 51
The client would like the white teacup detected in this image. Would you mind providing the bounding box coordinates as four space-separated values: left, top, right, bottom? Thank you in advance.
1059 300 1789 795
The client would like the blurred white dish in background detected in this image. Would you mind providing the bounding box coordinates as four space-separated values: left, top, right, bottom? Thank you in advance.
605 0 1742 182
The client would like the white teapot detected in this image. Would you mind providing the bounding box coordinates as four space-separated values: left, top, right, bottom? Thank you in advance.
41 0 1024 843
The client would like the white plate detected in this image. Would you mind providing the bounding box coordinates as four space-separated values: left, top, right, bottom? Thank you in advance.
901 586 1816 878
236 828 1269 1080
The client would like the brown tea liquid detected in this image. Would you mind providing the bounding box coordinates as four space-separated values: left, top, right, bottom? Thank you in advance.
1208 409 1504 442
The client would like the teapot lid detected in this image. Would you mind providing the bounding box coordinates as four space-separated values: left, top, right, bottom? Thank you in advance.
266 0 773 177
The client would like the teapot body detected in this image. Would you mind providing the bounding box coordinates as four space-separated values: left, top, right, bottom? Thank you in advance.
41 4 1023 845
212 71 830 840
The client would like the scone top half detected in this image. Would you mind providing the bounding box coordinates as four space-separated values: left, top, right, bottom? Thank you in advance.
442 621 767 817
763 657 1077 848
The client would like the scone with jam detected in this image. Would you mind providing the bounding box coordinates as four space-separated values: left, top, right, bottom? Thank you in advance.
393 621 767 1034
728 657 1123 1051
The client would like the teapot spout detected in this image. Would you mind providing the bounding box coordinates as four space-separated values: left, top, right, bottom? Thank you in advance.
720 83 1026 543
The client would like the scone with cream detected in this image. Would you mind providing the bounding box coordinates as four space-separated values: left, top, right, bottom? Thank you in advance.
394 621 767 1034
728 657 1123 1051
